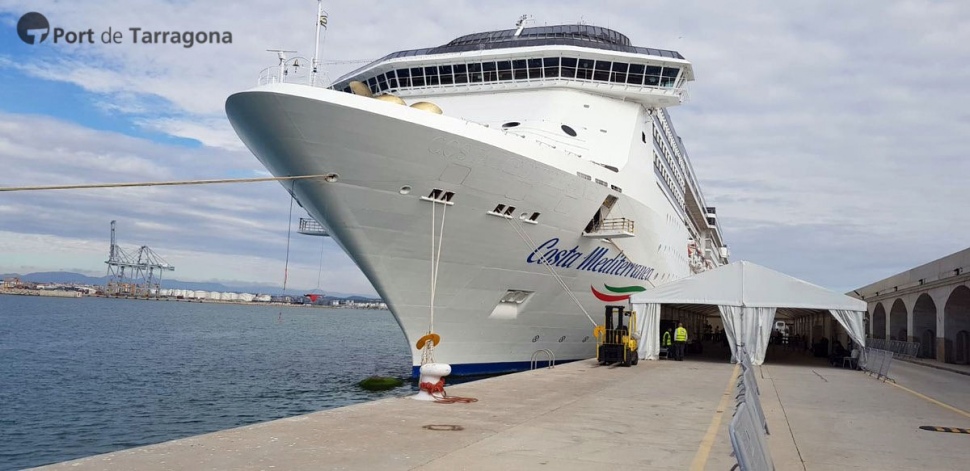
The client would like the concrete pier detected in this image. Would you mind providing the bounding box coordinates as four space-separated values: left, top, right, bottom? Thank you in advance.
36 350 970 470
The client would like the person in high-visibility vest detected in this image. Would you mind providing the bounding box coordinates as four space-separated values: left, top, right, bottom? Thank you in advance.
674 322 688 361
662 328 673 359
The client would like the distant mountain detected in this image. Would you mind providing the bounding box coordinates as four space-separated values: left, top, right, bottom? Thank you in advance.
0 272 380 301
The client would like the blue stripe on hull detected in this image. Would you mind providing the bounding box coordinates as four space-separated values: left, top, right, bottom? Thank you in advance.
411 358 586 378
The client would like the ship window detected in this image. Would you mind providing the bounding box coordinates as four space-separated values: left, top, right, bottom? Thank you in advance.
528 58 543 79
512 59 528 80
576 59 594 80
610 62 628 83
492 204 506 213
661 67 679 87
385 70 398 89
645 65 662 86
561 124 577 137
454 63 468 84
396 68 411 87
627 63 645 85
543 57 560 78
342 86 351 93
376 74 387 92
577 172 591 181
439 65 453 85
560 57 577 78
424 66 440 86
504 206 516 216
468 62 483 83
642 131 647 143
497 60 512 80
367 76 378 94
611 185 623 193
482 61 497 82
529 212 540 222
410 67 425 87
593 60 611 81
595 179 608 187
502 122 520 128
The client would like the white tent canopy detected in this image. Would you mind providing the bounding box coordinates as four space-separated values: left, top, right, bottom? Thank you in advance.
630 261 867 365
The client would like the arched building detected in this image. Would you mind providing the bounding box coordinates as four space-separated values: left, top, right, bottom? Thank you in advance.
854 248 970 364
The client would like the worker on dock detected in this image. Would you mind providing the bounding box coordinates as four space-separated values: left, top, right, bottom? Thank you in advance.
662 328 672 359
674 322 688 361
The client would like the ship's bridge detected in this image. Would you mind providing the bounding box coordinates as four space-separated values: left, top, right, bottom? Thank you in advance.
330 25 693 109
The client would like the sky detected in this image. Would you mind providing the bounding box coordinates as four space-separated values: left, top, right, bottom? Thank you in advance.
0 0 967 296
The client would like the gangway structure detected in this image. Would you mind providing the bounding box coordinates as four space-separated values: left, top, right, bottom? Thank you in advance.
104 220 175 297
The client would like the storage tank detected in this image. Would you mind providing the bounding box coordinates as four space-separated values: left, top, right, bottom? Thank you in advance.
194 290 208 299
255 294 272 302
239 293 255 302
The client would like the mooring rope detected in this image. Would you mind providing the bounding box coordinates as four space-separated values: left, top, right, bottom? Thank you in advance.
0 174 334 192
504 218 597 327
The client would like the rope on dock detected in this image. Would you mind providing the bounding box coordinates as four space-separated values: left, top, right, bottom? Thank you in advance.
0 174 334 192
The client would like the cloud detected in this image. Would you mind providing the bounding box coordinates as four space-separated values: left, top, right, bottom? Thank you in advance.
1 1 968 294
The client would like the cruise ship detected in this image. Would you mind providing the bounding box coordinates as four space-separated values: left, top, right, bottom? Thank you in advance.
226 20 728 376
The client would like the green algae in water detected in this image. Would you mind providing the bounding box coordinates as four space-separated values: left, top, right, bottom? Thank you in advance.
358 376 404 391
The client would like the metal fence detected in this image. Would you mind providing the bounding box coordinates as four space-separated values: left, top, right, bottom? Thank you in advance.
861 347 894 381
866 338 920 359
729 348 774 470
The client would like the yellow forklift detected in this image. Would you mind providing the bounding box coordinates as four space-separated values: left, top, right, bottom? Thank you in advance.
594 305 639 366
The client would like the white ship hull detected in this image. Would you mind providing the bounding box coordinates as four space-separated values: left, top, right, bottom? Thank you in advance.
227 83 694 375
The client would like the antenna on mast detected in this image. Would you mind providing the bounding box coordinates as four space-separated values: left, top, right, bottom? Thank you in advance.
267 49 297 83
311 1 327 86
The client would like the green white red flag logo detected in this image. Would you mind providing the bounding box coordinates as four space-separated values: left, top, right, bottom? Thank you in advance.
590 284 646 302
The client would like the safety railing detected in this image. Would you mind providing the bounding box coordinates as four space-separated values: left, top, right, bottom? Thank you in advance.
530 349 555 370
729 348 773 470
861 347 894 382
866 338 921 359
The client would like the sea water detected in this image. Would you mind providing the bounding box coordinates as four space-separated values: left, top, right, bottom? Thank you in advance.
0 296 412 470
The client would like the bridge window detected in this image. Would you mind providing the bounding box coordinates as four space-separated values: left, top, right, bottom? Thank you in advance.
377 73 387 91
528 58 543 79
645 65 662 86
454 64 468 83
577 59 594 80
561 57 577 78
497 60 512 80
386 70 398 88
610 62 628 83
410 67 425 87
661 67 679 87
396 68 411 87
544 58 560 78
513 59 528 79
627 64 644 85
593 60 611 81
482 61 497 82
439 64 453 85
561 124 577 137
468 62 483 83
424 66 440 86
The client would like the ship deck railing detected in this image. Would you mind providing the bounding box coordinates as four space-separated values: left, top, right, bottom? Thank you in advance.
583 218 635 238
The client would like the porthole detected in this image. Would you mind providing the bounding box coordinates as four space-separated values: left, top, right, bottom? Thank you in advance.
399 185 412 195
502 121 520 128
583 336 589 343
532 335 540 342
558 336 566 343
324 173 339 183
641 131 647 143
561 124 577 137
519 212 529 220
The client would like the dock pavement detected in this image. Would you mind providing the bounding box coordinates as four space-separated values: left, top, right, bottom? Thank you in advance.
37 346 970 470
